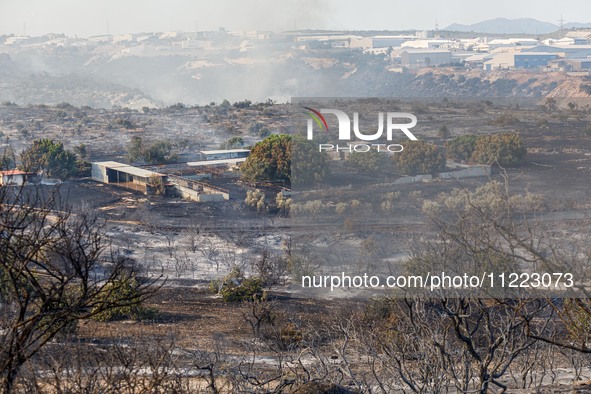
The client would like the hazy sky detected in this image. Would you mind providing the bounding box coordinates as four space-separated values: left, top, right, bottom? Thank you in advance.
0 0 590 37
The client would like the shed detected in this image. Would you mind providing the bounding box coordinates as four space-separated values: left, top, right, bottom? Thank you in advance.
91 161 166 194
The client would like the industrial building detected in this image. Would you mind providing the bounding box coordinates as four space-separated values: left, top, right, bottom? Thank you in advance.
371 35 414 48
91 161 166 194
522 45 591 59
401 39 452 49
401 49 452 66
487 38 540 49
483 52 558 71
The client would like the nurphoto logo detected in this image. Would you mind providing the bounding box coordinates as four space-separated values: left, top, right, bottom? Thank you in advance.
304 107 418 152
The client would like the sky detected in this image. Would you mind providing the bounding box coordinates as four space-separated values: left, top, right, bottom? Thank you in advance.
0 0 590 37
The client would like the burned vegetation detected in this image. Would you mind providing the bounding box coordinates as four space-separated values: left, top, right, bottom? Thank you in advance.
0 98 591 393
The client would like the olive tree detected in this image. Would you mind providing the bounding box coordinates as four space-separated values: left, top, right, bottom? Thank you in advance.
392 140 446 175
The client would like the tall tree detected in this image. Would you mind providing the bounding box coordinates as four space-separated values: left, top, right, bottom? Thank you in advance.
240 134 329 185
240 134 292 183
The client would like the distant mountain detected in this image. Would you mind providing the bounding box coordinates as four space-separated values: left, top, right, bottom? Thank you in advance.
445 18 559 34
564 22 591 29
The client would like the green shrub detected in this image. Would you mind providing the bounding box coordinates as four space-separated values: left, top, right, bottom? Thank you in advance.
211 268 264 302
347 149 388 172
92 276 156 321
470 132 526 166
492 113 520 126
446 135 478 163
221 277 264 302
392 141 446 175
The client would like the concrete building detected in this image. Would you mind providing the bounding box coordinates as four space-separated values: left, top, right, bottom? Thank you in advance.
91 161 166 194
401 39 452 49
113 34 136 44
565 58 591 71
484 52 558 71
487 38 540 49
464 53 493 67
523 45 591 59
0 170 33 186
542 37 588 46
199 149 250 161
401 49 452 66
514 52 558 68
166 174 229 202
371 35 414 48
548 58 591 72
295 35 363 49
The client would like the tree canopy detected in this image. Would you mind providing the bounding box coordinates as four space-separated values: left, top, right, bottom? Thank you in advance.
470 132 526 166
392 141 446 175
346 149 388 173
240 134 292 183
127 137 178 164
240 134 329 185
446 135 478 163
20 138 77 179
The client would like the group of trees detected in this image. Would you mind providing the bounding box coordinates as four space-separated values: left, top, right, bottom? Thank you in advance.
0 139 88 180
346 132 526 176
347 150 388 173
219 136 245 150
392 140 447 175
127 136 178 164
20 138 81 179
239 131 524 182
446 132 527 166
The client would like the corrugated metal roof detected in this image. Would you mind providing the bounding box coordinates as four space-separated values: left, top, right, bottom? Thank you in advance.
93 161 164 178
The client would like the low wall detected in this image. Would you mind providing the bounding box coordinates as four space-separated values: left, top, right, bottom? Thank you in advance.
168 175 230 201
439 165 491 179
393 165 491 185
394 174 433 185
175 184 226 202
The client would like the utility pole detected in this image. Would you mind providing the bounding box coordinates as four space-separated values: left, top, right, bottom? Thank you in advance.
559 14 564 30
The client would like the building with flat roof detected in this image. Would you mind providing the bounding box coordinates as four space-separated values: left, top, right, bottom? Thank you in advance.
199 149 250 161
371 35 413 48
401 39 452 49
484 52 558 71
187 157 247 167
401 49 452 66
91 161 166 194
